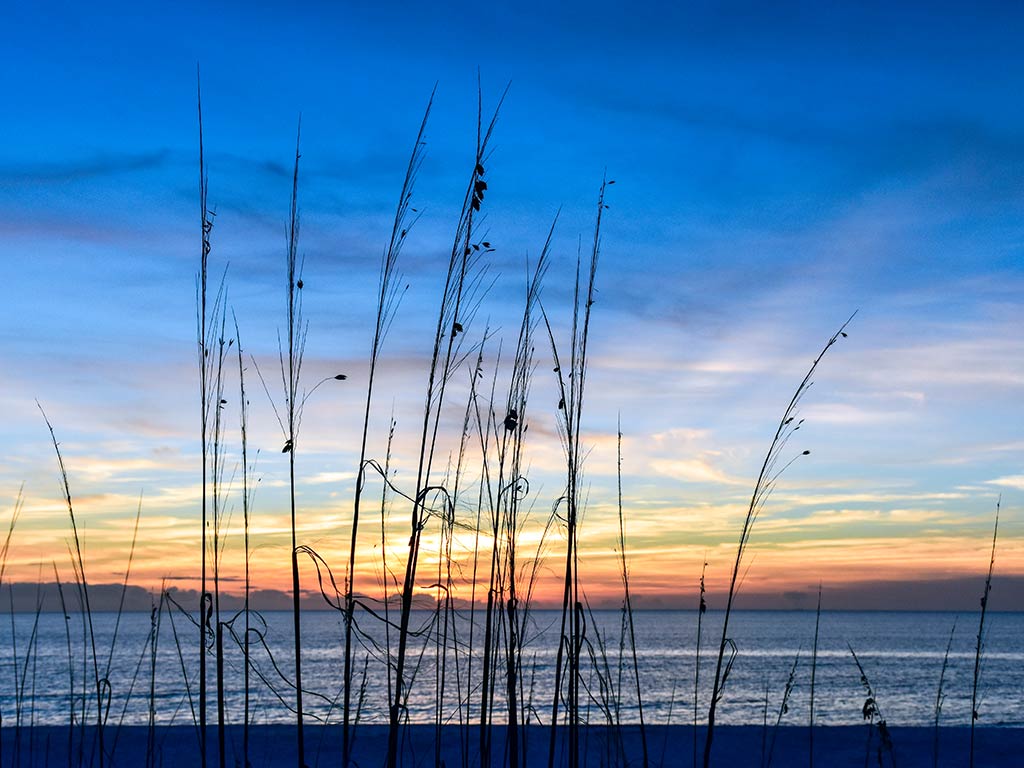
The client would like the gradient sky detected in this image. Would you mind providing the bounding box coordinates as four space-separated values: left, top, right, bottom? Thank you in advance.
1 1 1021 609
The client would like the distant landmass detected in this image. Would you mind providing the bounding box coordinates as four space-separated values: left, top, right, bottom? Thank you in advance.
0 575 1020 612
636 574 1024 611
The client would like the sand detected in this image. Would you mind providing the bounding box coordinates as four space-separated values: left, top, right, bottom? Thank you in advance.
2 723 1021 767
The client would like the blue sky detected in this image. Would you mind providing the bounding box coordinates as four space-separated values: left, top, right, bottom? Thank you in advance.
0 1 1021 606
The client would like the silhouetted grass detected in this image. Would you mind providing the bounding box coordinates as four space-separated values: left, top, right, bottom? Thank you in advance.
282 123 307 768
386 83 506 768
195 72 214 768
543 178 611 768
616 424 647 768
694 559 707 768
40 408 106 768
343 89 432 768
850 643 894 768
809 584 821 768
764 649 799 768
233 315 255 768
703 315 854 768
933 617 956 768
970 499 999 768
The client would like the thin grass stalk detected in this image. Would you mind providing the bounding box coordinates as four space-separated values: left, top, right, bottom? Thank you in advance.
0 488 20 587
760 679 769 768
7 585 22 766
545 179 609 768
473 348 505 768
443 514 459 752
386 420 398 671
765 650 799 768
196 71 214 768
546 348 575 765
7 584 27 764
209 308 230 768
660 682 678 767
0 489 22 767
165 590 201 755
933 618 956 768
617 582 627 737
433 381 478 768
502 400 524 768
433 490 458 768
970 499 999 768
492 382 520 768
461 343 491 768
29 576 41 768
703 316 854 768
809 584 821 768
503 427 525 768
66 541 89 763
111 601 161 756
616 423 648 768
376 417 398 720
386 85 506 768
516 508 559 749
103 493 144 698
432 481 448 767
475 347 503 768
40 407 106 768
580 600 624 765
234 316 254 768
850 644 894 768
97 489 145 750
53 563 74 768
29 593 39 768
282 122 307 768
570 187 606 768
502 242 550 768
29 576 40 768
450 345 487 768
343 93 431 768
694 559 707 768
148 590 164 768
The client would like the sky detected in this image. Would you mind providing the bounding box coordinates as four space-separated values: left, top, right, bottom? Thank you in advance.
0 1 1021 610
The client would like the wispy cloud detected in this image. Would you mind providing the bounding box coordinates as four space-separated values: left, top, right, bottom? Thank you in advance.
648 457 746 486
987 475 1024 490
0 150 170 185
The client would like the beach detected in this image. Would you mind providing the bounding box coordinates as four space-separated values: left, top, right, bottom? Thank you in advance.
3 724 1021 767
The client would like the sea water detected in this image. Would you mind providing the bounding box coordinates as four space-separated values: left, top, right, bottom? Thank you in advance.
0 609 1020 728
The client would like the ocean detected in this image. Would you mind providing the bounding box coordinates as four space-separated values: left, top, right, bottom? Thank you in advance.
0 609 1020 729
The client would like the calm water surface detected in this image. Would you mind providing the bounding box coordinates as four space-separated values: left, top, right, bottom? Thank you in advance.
0 609 1020 728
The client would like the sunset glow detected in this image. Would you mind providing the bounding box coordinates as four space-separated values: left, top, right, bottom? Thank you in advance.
1 1 1021 613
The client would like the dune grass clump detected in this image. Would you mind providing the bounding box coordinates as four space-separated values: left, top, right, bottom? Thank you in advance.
543 178 612 768
384 86 506 768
